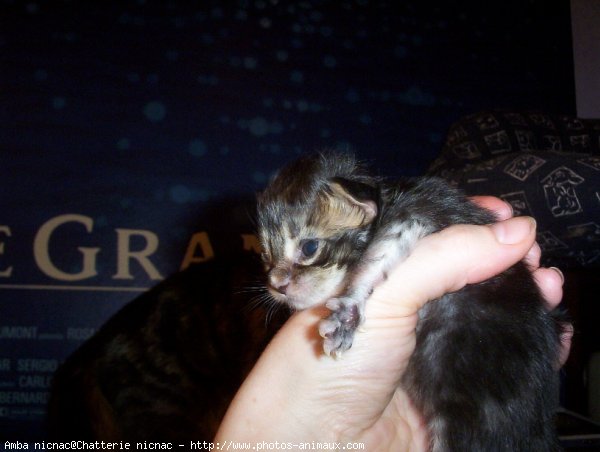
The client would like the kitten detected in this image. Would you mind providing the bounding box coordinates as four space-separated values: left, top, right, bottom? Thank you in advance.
257 152 562 451
47 253 287 440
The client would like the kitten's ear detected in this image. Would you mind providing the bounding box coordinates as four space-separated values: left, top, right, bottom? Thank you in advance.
320 178 378 230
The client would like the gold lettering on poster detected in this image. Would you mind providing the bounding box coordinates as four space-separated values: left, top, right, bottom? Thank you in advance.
33 214 100 281
0 226 12 277
1 214 265 291
241 234 261 253
180 232 214 270
113 229 163 280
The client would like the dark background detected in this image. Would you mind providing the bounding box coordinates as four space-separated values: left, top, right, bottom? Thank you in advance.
0 0 576 440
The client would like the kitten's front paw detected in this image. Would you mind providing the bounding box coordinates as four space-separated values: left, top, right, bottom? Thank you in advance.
318 298 361 358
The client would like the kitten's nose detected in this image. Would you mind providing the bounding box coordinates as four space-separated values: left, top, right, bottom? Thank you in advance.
272 282 289 295
269 268 291 295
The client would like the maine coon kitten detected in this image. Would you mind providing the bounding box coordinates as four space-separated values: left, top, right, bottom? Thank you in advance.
257 153 562 451
48 252 286 440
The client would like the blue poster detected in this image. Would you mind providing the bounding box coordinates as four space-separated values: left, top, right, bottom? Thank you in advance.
1 0 574 440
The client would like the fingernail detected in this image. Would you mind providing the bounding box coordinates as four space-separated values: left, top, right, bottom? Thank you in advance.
491 216 536 245
550 266 565 284
560 323 574 341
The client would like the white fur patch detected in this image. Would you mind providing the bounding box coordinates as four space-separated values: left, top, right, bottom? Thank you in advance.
347 220 433 300
283 224 297 262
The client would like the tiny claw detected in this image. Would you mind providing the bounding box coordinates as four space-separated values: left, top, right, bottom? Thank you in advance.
323 341 342 359
318 319 337 338
323 341 334 357
325 298 341 310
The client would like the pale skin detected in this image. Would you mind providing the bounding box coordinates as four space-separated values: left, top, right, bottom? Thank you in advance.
216 197 570 451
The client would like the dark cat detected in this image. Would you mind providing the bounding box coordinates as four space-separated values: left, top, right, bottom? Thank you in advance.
47 252 287 440
256 152 563 451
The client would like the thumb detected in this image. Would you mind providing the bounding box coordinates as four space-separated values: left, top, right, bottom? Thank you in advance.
368 216 537 317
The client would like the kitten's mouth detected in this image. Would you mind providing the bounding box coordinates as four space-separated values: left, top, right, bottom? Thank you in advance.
267 291 300 309
267 287 325 311
267 287 287 303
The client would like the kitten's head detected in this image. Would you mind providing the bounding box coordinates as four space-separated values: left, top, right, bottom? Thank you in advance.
257 153 378 310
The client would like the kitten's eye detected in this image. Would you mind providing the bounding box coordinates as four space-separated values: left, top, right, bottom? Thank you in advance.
301 239 319 258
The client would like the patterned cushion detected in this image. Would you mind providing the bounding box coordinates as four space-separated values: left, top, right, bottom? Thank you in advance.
428 111 600 269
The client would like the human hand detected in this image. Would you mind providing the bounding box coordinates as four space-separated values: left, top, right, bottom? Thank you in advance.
215 198 567 451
